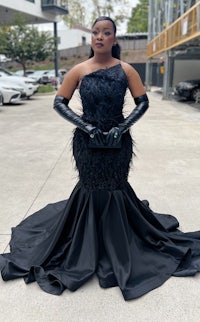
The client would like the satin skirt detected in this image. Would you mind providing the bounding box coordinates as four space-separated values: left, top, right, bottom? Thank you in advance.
1 181 200 300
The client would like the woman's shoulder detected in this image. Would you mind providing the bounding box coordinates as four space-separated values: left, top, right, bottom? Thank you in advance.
120 61 139 77
67 61 88 76
68 60 94 79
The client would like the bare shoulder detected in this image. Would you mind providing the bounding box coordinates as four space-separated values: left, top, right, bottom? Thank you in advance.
121 61 140 79
62 60 90 85
57 61 87 98
66 61 87 79
57 60 93 98
68 60 94 79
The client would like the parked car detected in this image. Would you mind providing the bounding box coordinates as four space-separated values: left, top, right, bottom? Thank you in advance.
14 69 35 77
0 91 3 105
0 69 39 98
0 54 11 63
59 68 67 76
58 68 67 83
174 79 200 101
28 70 50 84
45 69 63 86
0 84 22 104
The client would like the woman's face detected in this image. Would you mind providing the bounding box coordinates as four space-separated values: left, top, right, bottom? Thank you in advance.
91 20 116 54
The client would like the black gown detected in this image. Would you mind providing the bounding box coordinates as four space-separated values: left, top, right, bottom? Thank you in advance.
1 64 200 300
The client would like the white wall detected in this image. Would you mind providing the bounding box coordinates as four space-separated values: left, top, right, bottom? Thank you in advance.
58 29 91 50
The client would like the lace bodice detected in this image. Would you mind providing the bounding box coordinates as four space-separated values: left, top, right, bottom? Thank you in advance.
79 64 128 131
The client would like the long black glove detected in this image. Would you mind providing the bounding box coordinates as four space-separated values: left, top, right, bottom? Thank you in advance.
106 93 149 146
53 95 104 144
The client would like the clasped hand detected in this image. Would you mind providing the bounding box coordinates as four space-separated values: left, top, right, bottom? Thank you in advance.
89 126 122 148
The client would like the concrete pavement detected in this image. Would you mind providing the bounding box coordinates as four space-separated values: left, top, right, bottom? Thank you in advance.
0 90 200 322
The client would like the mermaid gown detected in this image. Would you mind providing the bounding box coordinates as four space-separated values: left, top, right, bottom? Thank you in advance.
1 64 200 300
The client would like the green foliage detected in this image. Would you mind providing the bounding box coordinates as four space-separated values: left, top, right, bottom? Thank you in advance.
90 0 128 24
34 63 55 71
127 0 148 32
63 1 86 28
122 51 128 59
38 84 55 93
0 15 55 75
63 0 130 29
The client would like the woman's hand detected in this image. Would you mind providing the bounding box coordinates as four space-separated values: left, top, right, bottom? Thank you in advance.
89 127 105 146
105 127 122 147
89 127 122 148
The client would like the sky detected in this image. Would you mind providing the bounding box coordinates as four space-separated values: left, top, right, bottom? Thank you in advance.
38 0 139 34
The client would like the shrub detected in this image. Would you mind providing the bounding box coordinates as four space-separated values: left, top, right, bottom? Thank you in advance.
38 84 55 93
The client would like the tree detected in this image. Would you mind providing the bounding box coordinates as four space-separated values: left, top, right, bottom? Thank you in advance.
63 0 130 30
90 0 130 27
62 1 86 28
127 0 148 32
0 16 55 75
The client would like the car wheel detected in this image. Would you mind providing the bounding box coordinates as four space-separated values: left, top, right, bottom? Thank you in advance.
192 88 200 102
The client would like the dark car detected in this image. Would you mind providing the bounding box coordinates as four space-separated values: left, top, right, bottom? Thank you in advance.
174 79 200 101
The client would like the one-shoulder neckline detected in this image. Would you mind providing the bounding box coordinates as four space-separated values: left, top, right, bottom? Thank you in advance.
78 64 126 90
82 63 121 79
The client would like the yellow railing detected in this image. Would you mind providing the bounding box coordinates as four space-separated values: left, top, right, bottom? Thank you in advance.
147 2 200 58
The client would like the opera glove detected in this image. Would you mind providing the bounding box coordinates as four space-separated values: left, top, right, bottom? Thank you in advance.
118 93 149 133
105 127 122 147
89 127 105 146
106 93 149 143
53 95 99 136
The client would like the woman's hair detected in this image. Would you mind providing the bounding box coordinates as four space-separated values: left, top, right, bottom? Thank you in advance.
88 16 121 59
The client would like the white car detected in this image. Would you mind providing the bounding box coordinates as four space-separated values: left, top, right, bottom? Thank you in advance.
0 92 3 105
0 85 21 104
0 54 11 63
28 70 50 84
0 68 39 98
14 69 34 77
0 72 37 98
45 70 63 85
0 79 23 103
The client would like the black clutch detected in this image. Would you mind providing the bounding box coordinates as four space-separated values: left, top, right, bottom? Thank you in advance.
88 132 121 149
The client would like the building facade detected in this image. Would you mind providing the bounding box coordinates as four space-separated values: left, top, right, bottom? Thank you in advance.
0 0 68 75
146 0 200 98
0 0 68 25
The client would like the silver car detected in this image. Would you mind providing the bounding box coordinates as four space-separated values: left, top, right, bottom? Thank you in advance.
28 70 50 85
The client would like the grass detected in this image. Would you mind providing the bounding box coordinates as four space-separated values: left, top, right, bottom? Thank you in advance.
38 84 55 93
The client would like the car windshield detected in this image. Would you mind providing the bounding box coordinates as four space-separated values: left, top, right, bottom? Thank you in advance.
46 70 55 75
32 71 47 75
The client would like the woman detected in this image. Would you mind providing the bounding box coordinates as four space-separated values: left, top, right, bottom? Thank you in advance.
0 16 200 301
